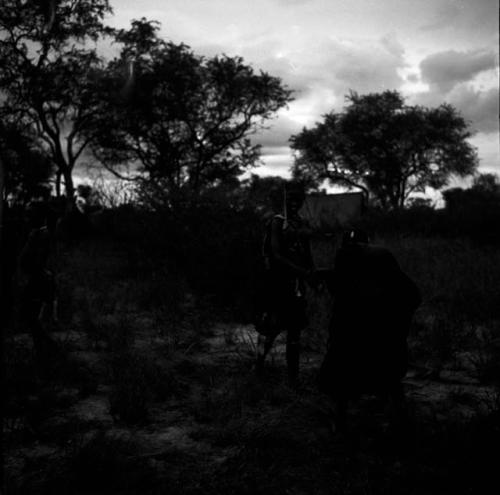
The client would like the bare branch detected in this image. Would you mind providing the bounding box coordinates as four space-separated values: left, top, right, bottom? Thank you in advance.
101 162 140 182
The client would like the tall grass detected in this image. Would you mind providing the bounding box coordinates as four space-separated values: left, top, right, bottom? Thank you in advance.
5 200 500 494
374 235 500 374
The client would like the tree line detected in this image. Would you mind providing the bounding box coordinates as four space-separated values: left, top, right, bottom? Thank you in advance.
0 0 483 212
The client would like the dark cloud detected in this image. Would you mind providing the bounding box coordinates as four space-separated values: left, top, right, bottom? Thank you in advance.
260 145 292 157
272 0 313 4
420 1 461 32
176 28 408 114
322 37 407 96
254 114 304 148
448 86 499 134
253 159 293 178
412 84 499 134
243 34 410 165
192 42 230 58
420 0 498 38
380 33 405 58
252 54 313 96
255 35 408 107
420 49 498 91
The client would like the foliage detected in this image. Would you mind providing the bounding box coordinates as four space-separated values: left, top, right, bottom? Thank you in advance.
0 0 113 199
443 172 500 209
5 209 500 494
441 172 500 243
0 122 53 204
239 174 299 215
290 90 478 209
89 18 293 209
472 172 500 194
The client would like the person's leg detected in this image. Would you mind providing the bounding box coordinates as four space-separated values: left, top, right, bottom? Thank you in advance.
24 276 58 378
286 324 300 386
43 270 58 324
256 290 287 374
256 327 280 374
286 294 308 386
321 390 348 435
384 381 415 452
387 381 408 426
27 299 53 376
258 330 279 359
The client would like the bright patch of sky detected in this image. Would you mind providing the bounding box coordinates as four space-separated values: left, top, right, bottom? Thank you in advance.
106 0 499 186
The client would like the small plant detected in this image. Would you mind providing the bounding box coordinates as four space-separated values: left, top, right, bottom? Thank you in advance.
232 325 259 361
109 351 152 424
465 322 500 385
106 311 136 352
66 431 153 493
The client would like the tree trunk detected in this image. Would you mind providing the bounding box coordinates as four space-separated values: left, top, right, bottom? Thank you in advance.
399 178 408 209
63 169 74 211
0 156 4 242
55 171 62 197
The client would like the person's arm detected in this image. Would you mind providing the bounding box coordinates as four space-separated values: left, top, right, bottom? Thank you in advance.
270 217 310 278
321 247 350 295
19 230 37 274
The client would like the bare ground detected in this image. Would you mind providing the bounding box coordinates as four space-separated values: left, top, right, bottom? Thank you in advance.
4 318 499 494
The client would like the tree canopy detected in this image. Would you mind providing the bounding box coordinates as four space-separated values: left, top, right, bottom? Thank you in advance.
89 19 293 209
0 122 53 205
290 91 478 209
443 173 500 210
0 0 113 201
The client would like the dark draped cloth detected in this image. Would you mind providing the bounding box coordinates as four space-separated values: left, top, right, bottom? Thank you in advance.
319 243 421 398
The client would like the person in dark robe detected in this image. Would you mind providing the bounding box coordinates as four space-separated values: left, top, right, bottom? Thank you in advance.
319 229 421 430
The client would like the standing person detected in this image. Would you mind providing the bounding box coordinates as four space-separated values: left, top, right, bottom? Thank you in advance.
19 201 58 374
1 200 21 327
255 184 316 387
319 230 421 431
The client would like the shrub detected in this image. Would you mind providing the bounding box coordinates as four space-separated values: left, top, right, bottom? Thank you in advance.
108 351 152 424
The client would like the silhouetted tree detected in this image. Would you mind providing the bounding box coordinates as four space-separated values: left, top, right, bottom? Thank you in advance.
472 172 500 194
89 19 293 209
290 91 478 209
0 0 113 201
443 173 500 210
442 172 500 243
0 122 53 205
239 174 302 215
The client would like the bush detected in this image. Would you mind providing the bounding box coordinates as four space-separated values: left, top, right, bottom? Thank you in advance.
109 351 153 424
66 431 154 493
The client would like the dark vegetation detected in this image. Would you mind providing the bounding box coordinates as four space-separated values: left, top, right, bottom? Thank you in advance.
1 2 499 493
3 179 500 494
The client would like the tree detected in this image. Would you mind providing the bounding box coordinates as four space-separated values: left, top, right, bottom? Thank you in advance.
290 90 478 209
471 172 500 194
0 122 53 205
238 174 295 215
443 172 500 210
0 0 113 202
90 19 293 209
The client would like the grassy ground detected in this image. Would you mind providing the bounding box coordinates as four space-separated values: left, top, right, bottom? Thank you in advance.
4 235 500 494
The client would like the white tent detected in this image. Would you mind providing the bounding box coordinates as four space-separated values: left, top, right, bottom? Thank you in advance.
299 192 365 268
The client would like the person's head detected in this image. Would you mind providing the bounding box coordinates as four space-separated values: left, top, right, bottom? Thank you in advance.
75 196 86 214
342 228 369 247
26 200 48 229
284 183 306 218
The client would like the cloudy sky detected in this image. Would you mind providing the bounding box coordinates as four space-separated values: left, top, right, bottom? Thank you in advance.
107 0 499 183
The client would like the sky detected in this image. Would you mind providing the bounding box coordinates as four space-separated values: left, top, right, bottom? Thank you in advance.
105 0 499 188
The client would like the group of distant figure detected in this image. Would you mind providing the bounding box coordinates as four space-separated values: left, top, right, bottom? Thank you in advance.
3 184 421 434
254 184 421 433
